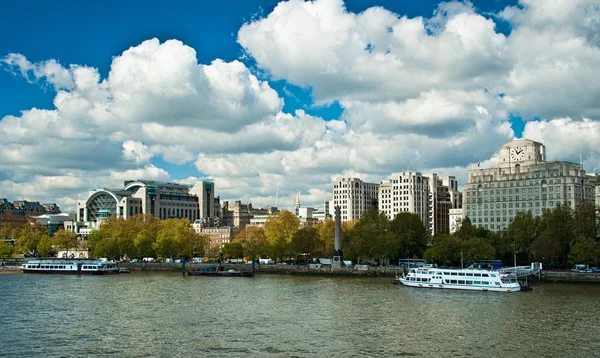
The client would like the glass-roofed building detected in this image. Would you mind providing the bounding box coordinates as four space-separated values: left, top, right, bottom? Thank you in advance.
76 179 215 234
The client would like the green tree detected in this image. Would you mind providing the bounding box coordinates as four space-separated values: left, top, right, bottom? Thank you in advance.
53 230 79 258
389 212 429 259
221 242 244 259
290 226 322 259
263 210 299 262
351 208 391 263
568 237 600 266
573 203 598 241
462 237 496 262
424 234 461 266
539 204 574 267
529 235 561 268
507 211 539 254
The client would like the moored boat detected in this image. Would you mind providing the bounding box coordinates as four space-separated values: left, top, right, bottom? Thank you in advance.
188 265 253 277
398 267 520 292
21 259 120 275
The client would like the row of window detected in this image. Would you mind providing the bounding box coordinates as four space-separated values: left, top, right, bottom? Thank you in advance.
408 277 501 286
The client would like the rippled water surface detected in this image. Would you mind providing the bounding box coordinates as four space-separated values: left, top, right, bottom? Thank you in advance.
1 272 600 357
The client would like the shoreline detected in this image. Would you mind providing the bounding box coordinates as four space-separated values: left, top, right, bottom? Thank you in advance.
4 263 600 283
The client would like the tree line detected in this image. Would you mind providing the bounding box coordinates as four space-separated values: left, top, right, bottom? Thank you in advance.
3 203 598 268
227 204 599 268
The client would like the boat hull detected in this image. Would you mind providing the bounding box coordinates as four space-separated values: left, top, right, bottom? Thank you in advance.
399 278 520 292
21 269 119 275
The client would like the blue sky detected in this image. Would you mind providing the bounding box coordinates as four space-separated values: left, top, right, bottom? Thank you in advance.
0 0 598 209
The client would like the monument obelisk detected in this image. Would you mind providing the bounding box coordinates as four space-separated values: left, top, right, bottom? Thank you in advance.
332 205 343 269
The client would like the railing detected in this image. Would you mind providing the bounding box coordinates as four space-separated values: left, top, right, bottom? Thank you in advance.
498 262 543 278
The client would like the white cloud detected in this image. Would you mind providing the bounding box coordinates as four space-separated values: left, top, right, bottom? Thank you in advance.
522 117 600 172
108 165 170 182
122 141 153 165
1 1 599 212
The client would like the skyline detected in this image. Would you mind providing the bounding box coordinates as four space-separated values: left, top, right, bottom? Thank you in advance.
1 0 599 212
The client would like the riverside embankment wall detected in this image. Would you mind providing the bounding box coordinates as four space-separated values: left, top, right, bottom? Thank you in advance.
120 262 398 277
541 270 600 283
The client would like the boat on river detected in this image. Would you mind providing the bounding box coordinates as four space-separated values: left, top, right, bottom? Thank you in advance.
21 259 120 275
188 265 253 277
398 267 520 292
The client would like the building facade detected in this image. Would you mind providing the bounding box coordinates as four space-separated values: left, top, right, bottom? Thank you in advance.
333 178 379 221
379 172 431 229
76 180 212 230
0 199 61 232
191 221 234 256
463 139 596 231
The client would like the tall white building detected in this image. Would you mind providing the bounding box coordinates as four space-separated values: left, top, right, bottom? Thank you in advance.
379 172 430 228
463 139 596 231
378 173 462 234
333 178 379 221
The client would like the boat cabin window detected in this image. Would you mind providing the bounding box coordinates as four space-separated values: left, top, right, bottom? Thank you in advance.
458 280 465 284
466 281 473 285
474 273 481 277
482 274 489 277
451 272 457 276
466 273 473 277
450 280 457 284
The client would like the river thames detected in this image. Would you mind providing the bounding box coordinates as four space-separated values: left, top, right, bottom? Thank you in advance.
1 272 599 357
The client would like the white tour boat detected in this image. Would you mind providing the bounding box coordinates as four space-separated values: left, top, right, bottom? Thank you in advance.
398 267 520 292
21 259 119 275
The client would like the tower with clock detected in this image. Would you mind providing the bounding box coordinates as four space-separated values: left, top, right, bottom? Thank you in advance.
498 139 546 171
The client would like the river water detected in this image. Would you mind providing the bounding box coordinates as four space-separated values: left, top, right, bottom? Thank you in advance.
1 272 599 357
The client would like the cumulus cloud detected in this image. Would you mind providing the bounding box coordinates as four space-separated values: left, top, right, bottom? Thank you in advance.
2 0 600 211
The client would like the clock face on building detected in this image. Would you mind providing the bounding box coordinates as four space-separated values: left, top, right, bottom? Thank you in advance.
510 147 525 161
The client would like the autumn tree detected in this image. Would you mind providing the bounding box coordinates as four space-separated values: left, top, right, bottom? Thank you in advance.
221 242 244 259
14 222 50 257
235 226 269 263
0 241 14 258
53 229 79 257
341 220 359 262
263 210 299 262
315 219 335 257
133 215 161 258
154 218 185 259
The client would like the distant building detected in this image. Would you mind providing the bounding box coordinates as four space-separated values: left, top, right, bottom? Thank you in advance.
312 201 332 222
463 139 596 231
29 213 76 237
333 178 379 221
76 179 214 233
449 208 464 234
379 172 430 229
0 198 61 231
191 221 234 256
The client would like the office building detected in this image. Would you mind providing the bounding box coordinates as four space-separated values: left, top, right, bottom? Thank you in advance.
333 178 379 221
463 139 596 231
